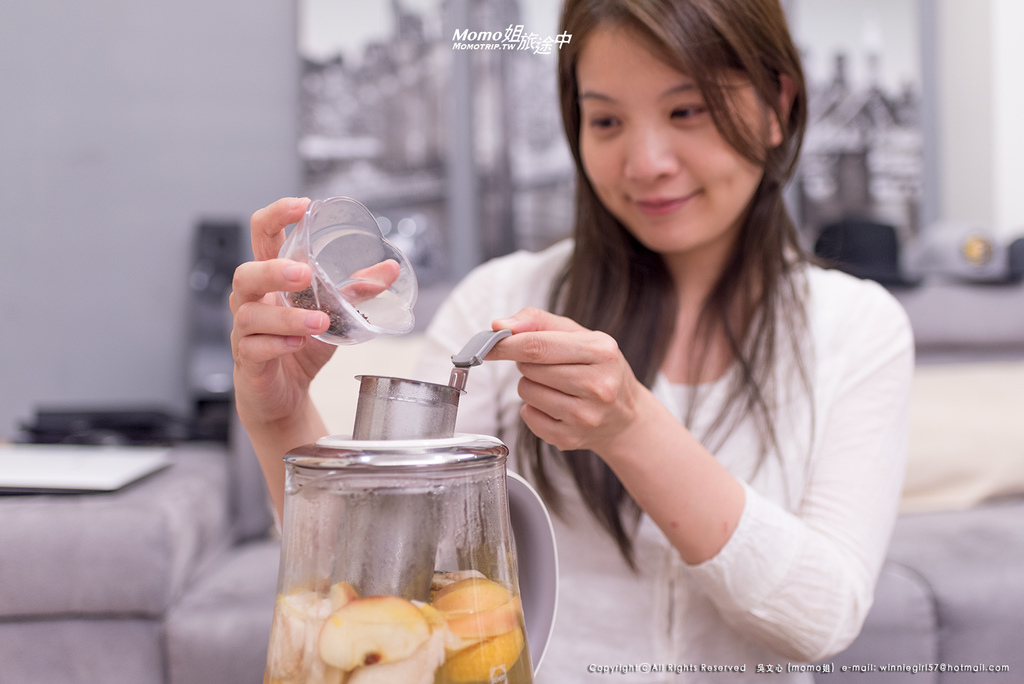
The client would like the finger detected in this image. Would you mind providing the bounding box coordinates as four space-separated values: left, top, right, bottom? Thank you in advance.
350 259 401 286
250 197 310 261
519 403 581 453
517 362 626 431
233 332 308 367
486 329 619 366
517 375 575 421
491 307 588 335
233 298 329 340
515 360 599 400
231 259 313 310
338 259 401 303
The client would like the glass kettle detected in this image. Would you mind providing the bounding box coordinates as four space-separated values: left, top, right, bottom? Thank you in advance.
264 331 558 684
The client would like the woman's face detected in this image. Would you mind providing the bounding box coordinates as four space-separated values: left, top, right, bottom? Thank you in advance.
577 26 779 277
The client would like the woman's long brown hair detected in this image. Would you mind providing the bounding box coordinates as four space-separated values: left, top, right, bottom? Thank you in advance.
519 0 811 569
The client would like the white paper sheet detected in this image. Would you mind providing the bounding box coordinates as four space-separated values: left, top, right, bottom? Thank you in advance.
0 444 173 493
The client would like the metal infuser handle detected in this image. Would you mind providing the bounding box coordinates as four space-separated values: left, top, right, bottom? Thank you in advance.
351 329 514 440
448 328 512 392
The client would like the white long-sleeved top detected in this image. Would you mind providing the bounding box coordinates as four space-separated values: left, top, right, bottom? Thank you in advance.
414 239 914 683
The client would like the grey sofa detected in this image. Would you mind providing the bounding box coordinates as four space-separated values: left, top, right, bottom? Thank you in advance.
0 425 281 684
894 503 1024 673
812 279 1024 682
3 280 1024 684
819 501 1024 682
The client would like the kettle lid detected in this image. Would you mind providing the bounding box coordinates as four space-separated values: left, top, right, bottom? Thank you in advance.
284 433 507 469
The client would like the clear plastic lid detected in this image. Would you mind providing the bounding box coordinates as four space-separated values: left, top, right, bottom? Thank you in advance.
278 196 418 345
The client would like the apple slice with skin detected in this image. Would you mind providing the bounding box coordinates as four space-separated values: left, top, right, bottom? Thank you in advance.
267 581 362 680
318 596 431 672
433 577 521 648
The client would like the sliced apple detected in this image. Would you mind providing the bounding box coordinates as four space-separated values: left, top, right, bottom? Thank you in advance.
433 577 513 614
430 569 486 598
278 589 334 620
267 595 307 679
445 596 522 645
441 627 525 684
347 627 445 684
329 581 359 611
318 596 431 672
415 600 470 657
266 590 333 680
415 602 446 631
306 658 348 684
433 577 521 647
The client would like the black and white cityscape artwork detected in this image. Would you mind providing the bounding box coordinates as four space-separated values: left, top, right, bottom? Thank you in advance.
789 0 924 244
298 0 573 285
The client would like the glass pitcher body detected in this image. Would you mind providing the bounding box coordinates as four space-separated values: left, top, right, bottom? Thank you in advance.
265 435 535 684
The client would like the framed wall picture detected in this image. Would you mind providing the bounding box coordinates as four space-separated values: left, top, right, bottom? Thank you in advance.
297 0 572 285
787 0 929 245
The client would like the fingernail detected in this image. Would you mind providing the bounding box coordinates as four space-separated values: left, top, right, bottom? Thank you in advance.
304 311 327 330
285 336 305 348
283 263 306 281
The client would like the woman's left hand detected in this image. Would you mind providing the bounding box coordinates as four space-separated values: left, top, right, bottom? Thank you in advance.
486 307 648 455
490 309 746 565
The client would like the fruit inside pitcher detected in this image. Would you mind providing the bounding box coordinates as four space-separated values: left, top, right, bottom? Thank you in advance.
264 570 533 684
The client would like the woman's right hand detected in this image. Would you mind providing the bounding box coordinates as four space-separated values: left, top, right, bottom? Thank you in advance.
230 197 335 430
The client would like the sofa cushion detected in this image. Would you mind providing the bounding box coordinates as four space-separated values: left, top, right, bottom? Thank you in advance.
902 360 1024 513
886 500 1024 676
819 561 939 683
165 538 280 684
0 618 163 684
0 445 230 618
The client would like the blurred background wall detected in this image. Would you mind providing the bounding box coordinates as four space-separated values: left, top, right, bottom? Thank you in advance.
937 0 1024 233
0 0 301 440
0 0 1022 440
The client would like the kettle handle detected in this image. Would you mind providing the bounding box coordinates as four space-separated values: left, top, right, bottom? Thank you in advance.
507 472 558 674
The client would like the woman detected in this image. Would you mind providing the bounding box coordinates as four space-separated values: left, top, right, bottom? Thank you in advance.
231 0 913 680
